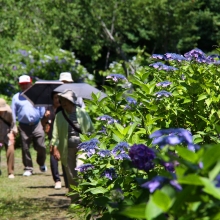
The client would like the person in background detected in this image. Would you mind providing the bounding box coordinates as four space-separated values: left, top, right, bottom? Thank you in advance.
41 92 68 189
0 98 17 178
59 72 85 109
50 90 94 201
11 75 47 177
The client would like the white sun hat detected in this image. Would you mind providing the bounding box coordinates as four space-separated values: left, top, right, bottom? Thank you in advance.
59 72 73 82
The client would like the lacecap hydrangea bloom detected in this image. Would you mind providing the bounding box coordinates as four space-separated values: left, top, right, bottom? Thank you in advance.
75 164 94 172
77 138 99 157
106 74 127 82
101 168 117 180
97 115 117 124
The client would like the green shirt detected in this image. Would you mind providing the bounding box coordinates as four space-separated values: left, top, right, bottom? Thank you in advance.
51 107 94 165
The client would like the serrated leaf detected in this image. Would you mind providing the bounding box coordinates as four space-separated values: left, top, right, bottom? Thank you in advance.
84 187 108 194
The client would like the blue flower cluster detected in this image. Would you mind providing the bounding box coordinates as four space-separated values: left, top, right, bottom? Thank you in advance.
150 128 197 151
78 138 100 157
112 142 130 156
151 48 220 64
97 115 117 124
149 62 178 71
124 96 138 110
75 164 95 172
156 81 172 87
129 144 155 172
97 149 111 157
155 90 172 98
101 168 117 180
141 176 182 193
106 74 127 82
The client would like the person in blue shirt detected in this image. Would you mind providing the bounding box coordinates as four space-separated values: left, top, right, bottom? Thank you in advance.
11 75 47 177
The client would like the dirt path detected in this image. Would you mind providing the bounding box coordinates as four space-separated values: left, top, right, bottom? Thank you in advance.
0 148 73 220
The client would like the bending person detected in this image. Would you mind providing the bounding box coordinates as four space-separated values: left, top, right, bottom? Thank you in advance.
50 90 94 200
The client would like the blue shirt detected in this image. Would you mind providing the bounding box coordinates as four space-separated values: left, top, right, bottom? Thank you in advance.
11 92 45 124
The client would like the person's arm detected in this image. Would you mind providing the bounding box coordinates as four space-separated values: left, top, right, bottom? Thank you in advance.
11 95 17 125
50 115 60 160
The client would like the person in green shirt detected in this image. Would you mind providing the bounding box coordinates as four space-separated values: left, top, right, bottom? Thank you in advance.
50 89 94 200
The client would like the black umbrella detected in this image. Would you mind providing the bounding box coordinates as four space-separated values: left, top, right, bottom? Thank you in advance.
22 80 63 106
53 83 107 100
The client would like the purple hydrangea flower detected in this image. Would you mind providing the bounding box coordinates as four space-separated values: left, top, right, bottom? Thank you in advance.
75 164 94 172
0 143 3 148
141 176 166 192
97 149 111 157
78 138 99 157
112 142 130 155
150 128 195 151
149 62 164 69
215 175 220 187
156 81 172 87
155 90 172 98
141 176 182 193
97 115 117 124
126 97 137 105
18 49 29 57
114 153 131 160
164 53 187 62
106 74 127 82
151 54 164 60
101 168 117 180
129 144 155 172
184 48 206 59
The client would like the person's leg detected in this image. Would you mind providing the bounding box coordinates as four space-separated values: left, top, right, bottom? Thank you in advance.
32 123 46 167
50 153 61 182
6 144 14 175
61 163 69 188
64 147 78 202
18 125 33 172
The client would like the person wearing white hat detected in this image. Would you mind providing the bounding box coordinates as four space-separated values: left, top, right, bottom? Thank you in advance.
0 98 17 178
11 75 47 176
50 89 94 200
59 72 85 108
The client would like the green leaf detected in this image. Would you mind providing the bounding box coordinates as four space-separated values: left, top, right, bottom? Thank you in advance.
197 94 207 101
178 174 203 185
120 203 146 219
114 123 125 134
152 190 172 212
202 144 220 170
200 177 220 200
145 196 163 220
176 146 198 163
84 187 108 194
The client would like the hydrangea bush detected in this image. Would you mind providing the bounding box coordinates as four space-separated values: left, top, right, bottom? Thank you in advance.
69 48 220 220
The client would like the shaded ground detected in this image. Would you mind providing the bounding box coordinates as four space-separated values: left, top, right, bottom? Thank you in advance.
0 148 74 220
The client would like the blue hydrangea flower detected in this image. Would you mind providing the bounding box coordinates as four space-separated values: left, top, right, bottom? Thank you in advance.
112 142 130 156
101 168 117 180
149 62 164 69
78 138 99 157
129 144 155 172
150 128 195 151
141 176 182 193
106 74 127 82
156 81 172 87
164 53 187 62
114 153 131 160
97 115 117 124
126 96 137 105
184 48 205 58
151 54 164 60
155 90 172 98
75 164 94 172
18 49 29 57
97 150 111 157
